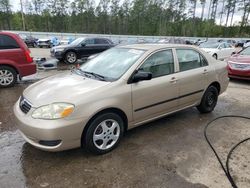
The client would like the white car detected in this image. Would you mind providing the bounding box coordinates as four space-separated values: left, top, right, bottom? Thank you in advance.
200 42 236 60
243 41 250 48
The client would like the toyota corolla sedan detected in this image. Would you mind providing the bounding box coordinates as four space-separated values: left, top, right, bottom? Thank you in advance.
14 44 229 154
227 47 250 80
199 42 235 60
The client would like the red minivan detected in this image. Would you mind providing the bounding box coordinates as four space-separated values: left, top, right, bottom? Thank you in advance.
0 31 36 87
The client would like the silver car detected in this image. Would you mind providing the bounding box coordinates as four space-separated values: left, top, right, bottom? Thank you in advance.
14 44 229 154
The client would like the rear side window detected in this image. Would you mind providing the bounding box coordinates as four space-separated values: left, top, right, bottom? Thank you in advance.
0 34 20 50
139 50 174 78
95 38 109 44
176 49 208 72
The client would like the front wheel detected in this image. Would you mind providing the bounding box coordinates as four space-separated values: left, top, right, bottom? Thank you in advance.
197 86 218 113
0 66 17 88
84 113 124 154
64 51 77 64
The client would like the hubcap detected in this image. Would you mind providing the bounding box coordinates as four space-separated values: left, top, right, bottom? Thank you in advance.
93 119 120 150
0 70 14 86
206 92 215 107
67 53 76 63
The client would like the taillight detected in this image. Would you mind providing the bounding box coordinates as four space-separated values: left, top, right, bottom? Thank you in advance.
25 50 33 63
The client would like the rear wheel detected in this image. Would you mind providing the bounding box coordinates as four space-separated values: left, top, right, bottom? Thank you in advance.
64 51 77 64
0 66 17 88
84 112 124 154
197 86 218 113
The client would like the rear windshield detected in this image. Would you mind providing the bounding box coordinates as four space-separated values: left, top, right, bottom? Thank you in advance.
0 34 20 50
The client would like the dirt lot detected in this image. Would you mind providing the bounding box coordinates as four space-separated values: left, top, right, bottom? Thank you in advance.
0 48 249 188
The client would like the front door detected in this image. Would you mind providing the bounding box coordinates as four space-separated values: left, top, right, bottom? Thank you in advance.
131 49 179 124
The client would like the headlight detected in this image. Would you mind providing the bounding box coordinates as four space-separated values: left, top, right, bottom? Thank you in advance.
228 61 250 70
55 48 64 52
32 103 74 120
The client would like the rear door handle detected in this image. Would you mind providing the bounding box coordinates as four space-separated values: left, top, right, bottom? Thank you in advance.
170 77 178 83
202 69 208 74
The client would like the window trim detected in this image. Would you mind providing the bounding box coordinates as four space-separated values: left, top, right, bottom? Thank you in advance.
174 48 209 73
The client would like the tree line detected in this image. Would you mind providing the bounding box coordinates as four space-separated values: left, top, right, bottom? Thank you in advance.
0 0 250 37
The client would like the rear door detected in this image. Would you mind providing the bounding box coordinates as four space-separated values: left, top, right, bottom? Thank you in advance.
131 49 179 124
175 48 209 108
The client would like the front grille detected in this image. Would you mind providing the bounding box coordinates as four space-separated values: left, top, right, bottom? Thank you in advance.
19 96 32 114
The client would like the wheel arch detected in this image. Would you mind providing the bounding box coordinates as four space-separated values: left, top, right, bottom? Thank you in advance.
81 107 128 147
208 81 221 94
0 64 19 75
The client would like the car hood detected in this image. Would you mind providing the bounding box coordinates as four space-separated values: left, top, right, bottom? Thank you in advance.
23 72 111 107
228 54 250 64
201 48 217 53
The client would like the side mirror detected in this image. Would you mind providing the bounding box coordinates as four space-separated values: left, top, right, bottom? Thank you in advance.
231 51 237 55
81 43 86 47
132 71 152 83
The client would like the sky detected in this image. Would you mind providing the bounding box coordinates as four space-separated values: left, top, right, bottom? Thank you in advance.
11 0 243 26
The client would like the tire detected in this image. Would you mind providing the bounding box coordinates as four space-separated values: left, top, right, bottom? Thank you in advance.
64 51 77 64
0 66 17 88
84 112 124 155
197 86 218 113
212 54 217 59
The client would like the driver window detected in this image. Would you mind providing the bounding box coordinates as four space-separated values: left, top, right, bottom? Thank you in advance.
139 50 174 78
84 39 95 45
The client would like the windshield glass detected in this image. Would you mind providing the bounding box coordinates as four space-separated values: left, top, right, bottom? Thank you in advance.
239 47 250 55
70 38 85 46
80 48 145 81
199 42 219 48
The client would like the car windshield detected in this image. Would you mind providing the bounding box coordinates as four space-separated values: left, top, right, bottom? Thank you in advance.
200 42 219 48
79 48 145 81
70 38 85 46
239 47 250 55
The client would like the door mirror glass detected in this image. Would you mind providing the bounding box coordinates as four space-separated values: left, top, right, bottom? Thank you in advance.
132 71 152 83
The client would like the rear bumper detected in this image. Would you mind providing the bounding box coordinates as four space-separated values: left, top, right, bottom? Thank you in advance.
18 63 37 77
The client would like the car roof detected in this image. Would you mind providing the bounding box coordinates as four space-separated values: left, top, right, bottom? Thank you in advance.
119 43 199 51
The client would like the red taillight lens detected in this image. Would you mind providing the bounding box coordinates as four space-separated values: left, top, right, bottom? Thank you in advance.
25 50 33 63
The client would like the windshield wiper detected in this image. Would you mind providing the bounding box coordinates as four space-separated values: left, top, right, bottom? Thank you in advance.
73 68 106 81
82 71 106 81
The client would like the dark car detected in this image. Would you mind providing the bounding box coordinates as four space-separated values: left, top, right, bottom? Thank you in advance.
0 32 36 87
50 37 115 64
235 40 250 47
227 47 250 80
20 34 38 47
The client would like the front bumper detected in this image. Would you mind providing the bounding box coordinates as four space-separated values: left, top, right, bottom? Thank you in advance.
50 51 64 59
13 100 87 152
228 67 250 80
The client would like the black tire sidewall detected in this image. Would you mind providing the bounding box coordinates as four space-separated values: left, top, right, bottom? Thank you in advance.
84 113 124 155
65 51 77 64
198 86 218 113
0 66 17 88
